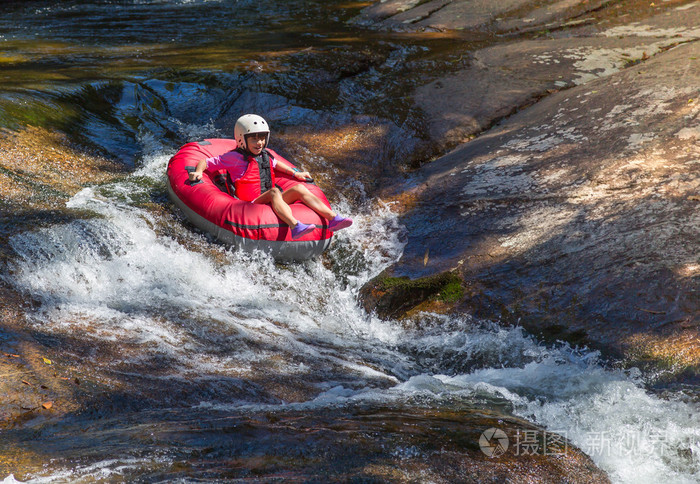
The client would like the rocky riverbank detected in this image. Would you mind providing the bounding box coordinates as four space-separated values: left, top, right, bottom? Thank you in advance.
358 0 699 386
0 127 125 427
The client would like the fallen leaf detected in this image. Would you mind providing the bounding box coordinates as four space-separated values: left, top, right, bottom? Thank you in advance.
689 195 700 201
43 358 52 365
21 380 31 386
4 353 20 358
41 401 53 410
636 307 666 315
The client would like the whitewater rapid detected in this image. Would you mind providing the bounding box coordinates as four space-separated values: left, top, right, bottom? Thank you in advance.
2 140 698 483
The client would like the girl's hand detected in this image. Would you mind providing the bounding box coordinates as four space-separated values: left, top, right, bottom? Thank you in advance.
189 171 203 182
293 170 311 181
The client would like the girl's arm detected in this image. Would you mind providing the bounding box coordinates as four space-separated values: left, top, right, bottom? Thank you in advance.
275 158 311 181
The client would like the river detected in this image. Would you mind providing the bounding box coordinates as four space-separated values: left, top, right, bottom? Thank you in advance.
0 1 698 482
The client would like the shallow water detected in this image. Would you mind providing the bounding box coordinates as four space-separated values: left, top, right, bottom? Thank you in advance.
0 1 699 482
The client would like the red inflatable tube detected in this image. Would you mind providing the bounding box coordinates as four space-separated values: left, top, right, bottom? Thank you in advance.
167 138 333 261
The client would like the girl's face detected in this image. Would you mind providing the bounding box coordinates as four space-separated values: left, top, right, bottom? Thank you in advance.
245 132 267 155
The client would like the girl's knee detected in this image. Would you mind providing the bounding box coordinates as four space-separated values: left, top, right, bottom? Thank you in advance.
290 184 310 195
269 186 283 197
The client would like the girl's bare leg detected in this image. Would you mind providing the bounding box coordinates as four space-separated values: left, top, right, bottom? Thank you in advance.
253 188 297 226
282 184 336 220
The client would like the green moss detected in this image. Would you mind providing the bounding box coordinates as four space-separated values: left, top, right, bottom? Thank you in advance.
438 279 464 303
361 270 465 319
377 271 461 293
377 276 411 289
0 96 78 132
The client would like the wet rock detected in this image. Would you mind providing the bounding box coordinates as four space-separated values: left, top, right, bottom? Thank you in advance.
355 0 700 383
414 36 695 146
373 36 700 382
217 406 611 484
353 0 610 32
360 269 464 320
496 0 606 33
0 404 611 483
0 283 88 428
353 0 529 31
0 127 123 426
0 126 124 215
413 4 700 147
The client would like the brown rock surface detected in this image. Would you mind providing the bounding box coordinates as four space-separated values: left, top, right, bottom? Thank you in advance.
359 1 699 383
0 127 123 426
353 0 611 32
413 2 700 146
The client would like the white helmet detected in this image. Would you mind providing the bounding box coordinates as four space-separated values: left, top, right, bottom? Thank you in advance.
234 114 270 151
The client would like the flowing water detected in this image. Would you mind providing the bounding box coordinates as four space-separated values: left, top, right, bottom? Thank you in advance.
1 1 699 482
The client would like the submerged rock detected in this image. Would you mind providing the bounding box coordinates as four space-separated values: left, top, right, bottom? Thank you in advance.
0 403 611 483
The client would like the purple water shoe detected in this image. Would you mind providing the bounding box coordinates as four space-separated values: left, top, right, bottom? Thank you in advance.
291 221 315 239
328 215 353 232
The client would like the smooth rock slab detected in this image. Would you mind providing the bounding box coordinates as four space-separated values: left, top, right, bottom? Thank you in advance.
352 0 609 32
414 4 700 146
0 405 611 483
375 40 699 380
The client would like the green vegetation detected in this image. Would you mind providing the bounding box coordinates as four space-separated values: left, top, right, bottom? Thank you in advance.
361 270 464 319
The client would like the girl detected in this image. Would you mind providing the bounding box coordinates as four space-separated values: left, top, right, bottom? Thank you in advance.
188 114 352 239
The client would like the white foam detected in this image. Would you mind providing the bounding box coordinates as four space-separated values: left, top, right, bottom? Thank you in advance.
2 476 24 484
3 151 410 386
382 332 700 484
193 320 700 484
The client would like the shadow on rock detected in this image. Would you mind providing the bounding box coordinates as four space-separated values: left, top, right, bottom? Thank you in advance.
365 40 699 386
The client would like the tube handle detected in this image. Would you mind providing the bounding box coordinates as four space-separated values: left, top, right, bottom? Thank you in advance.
185 166 203 186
